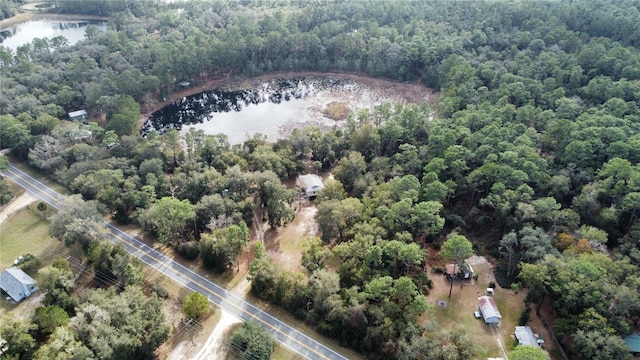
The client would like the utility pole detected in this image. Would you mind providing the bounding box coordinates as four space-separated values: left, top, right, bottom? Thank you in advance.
448 262 457 298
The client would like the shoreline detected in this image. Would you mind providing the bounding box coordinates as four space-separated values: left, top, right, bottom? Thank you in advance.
0 12 108 29
139 71 438 127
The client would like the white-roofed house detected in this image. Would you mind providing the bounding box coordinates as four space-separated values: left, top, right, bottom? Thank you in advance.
478 295 502 324
515 326 544 347
68 109 88 122
296 174 325 198
0 267 39 302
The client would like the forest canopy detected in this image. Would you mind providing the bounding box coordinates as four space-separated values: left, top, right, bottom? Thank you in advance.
1 0 640 359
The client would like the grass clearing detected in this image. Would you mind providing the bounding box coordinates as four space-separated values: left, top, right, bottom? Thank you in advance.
425 260 525 359
264 203 318 275
0 206 77 317
271 343 306 360
0 207 67 269
6 180 25 199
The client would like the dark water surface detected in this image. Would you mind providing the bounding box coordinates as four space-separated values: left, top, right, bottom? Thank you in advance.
143 77 355 144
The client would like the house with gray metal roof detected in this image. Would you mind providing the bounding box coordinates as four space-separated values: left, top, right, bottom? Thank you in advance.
0 267 39 302
68 109 88 122
515 326 544 347
478 295 502 324
296 174 325 198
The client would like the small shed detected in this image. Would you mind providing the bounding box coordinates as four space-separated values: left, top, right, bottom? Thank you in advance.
445 262 474 279
296 174 325 198
478 295 502 324
67 125 93 142
515 326 544 347
68 109 88 122
624 332 640 354
0 267 39 302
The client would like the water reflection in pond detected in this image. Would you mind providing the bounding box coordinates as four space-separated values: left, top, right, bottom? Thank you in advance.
0 19 107 51
143 78 355 144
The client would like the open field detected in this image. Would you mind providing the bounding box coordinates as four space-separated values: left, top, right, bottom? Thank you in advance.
264 202 318 275
0 206 65 269
6 180 25 200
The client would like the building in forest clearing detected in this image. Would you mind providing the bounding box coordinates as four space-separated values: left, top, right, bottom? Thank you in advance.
478 295 502 324
515 326 544 347
0 267 39 302
68 109 88 122
624 332 640 355
296 174 325 198
445 262 474 280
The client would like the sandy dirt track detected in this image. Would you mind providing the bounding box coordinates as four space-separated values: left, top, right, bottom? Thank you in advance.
0 192 36 225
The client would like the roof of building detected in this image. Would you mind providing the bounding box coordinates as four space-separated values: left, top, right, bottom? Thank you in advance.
478 295 502 320
68 109 88 118
625 332 640 353
515 326 541 347
445 262 473 274
296 174 324 191
0 267 38 302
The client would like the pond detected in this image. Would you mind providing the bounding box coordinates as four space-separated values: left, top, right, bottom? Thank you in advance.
143 76 434 145
0 19 107 52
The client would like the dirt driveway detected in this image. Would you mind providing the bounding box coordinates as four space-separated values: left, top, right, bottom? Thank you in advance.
0 192 36 225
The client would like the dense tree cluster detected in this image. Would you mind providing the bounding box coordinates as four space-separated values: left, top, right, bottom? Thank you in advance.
182 292 211 320
0 255 170 360
2 0 640 358
0 155 12 204
0 0 18 21
228 321 275 360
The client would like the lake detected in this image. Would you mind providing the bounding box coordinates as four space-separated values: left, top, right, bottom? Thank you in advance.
0 19 107 52
143 76 430 145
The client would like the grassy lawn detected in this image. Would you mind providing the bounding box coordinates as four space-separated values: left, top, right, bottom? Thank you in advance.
0 206 76 317
425 261 525 359
0 207 67 270
6 180 25 199
264 203 318 275
271 343 306 360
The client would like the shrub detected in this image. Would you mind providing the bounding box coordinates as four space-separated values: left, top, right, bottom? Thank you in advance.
152 279 168 299
488 281 496 289
229 321 275 360
414 271 432 295
177 241 199 260
182 292 210 320
511 282 522 294
431 265 445 274
18 254 41 275
519 306 531 326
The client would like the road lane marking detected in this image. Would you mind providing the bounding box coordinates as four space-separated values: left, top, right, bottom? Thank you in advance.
2 166 345 360
104 224 334 360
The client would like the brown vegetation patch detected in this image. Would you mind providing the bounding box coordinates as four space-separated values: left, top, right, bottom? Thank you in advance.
140 71 438 127
322 101 351 120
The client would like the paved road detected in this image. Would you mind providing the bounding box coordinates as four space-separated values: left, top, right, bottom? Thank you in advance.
2 163 349 360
